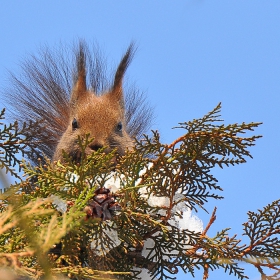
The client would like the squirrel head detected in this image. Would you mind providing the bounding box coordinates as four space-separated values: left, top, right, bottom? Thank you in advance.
53 44 134 163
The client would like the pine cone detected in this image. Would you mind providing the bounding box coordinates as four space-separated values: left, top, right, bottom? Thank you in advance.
85 187 121 220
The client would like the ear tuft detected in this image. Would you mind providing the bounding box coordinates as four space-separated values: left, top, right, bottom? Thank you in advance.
112 43 136 100
70 42 87 109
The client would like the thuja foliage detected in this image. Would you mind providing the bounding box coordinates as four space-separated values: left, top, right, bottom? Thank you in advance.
0 108 43 179
0 103 280 280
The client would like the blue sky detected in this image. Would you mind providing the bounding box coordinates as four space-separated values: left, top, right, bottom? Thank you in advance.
1 1 280 279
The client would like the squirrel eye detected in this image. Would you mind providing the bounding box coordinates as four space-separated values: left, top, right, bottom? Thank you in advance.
72 118 79 130
116 122 123 132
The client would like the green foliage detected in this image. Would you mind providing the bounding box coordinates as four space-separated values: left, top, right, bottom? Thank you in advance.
0 108 43 179
242 199 280 279
0 104 279 280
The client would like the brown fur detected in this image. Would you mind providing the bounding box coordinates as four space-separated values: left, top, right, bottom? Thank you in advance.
3 41 153 165
53 44 134 162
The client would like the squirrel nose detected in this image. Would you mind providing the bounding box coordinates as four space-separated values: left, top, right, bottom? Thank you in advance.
89 143 103 151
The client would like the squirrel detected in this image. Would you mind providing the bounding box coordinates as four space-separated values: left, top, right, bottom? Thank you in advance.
4 41 153 164
2 41 154 267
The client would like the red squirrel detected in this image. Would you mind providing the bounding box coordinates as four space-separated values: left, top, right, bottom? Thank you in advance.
53 43 134 162
4 41 152 164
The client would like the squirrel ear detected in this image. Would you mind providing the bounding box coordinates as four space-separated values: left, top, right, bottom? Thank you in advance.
111 43 135 102
70 44 87 109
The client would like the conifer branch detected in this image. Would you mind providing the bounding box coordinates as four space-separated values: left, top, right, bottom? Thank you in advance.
1 104 278 280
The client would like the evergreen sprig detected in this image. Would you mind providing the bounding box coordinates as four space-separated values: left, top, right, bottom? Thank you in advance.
0 105 279 280
0 108 44 179
241 199 280 277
